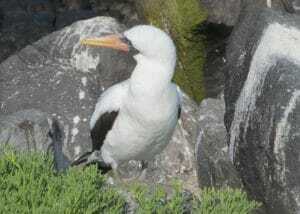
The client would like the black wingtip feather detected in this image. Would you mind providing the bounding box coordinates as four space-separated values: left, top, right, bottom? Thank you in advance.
91 111 119 151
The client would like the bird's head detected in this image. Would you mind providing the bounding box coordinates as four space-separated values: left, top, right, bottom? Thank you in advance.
81 25 176 69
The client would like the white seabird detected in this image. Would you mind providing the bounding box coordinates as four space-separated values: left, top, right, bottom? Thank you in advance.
72 25 181 174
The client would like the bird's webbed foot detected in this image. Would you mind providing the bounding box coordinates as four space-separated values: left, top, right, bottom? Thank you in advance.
70 150 112 173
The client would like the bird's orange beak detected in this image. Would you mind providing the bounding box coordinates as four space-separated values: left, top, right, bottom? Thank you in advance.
80 34 129 52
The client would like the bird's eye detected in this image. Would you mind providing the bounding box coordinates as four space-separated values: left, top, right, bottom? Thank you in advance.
120 37 133 47
121 36 139 55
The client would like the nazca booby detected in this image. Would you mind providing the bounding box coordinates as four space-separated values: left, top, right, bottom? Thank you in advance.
72 25 181 174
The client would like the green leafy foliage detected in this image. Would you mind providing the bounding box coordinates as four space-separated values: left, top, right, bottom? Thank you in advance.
0 148 125 214
194 188 261 214
135 0 208 102
0 148 260 213
129 181 186 214
129 181 260 214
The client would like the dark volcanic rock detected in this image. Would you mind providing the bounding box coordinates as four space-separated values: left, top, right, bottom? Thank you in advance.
200 0 241 26
196 95 242 188
0 0 140 64
93 0 140 27
55 9 97 29
197 21 232 98
0 17 135 170
225 8 300 213
200 0 288 26
0 0 52 63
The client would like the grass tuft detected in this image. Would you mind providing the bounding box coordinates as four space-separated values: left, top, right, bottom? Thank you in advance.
0 147 125 214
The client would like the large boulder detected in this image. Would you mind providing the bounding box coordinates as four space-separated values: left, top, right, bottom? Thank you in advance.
196 95 242 188
225 8 300 213
0 16 135 170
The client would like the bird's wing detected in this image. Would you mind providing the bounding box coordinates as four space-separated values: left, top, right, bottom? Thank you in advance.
89 80 129 150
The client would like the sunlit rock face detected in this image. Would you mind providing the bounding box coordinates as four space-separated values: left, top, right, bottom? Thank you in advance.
0 17 135 169
196 95 243 189
225 8 300 213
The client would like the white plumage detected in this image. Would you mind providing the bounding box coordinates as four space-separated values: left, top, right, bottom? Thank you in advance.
85 25 181 170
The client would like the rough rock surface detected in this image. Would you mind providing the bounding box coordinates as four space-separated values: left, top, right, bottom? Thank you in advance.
225 8 300 213
200 0 241 26
200 0 288 26
196 95 242 188
0 16 135 170
0 109 51 152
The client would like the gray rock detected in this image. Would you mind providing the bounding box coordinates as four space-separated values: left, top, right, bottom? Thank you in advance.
200 0 241 26
196 95 242 189
200 0 288 26
0 109 70 170
0 16 135 170
225 8 300 213
0 109 51 152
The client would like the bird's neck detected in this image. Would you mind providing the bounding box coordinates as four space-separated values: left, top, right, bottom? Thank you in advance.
129 54 175 98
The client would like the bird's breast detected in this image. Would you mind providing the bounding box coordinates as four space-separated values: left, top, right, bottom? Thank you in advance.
101 87 179 163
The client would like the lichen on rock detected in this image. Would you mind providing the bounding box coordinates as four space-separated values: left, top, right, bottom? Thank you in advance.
134 0 208 103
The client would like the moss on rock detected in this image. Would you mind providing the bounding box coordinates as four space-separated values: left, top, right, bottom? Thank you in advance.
134 0 207 102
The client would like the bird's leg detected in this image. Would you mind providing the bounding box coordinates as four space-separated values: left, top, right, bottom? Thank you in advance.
108 163 124 185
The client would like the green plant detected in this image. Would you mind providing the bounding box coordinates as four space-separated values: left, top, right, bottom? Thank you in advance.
0 148 125 214
0 147 260 214
130 181 260 214
194 187 261 214
135 0 208 103
129 181 186 214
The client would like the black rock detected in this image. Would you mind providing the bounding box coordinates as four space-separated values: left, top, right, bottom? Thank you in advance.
225 8 300 213
54 9 96 29
0 8 3 29
0 0 140 65
197 21 233 98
